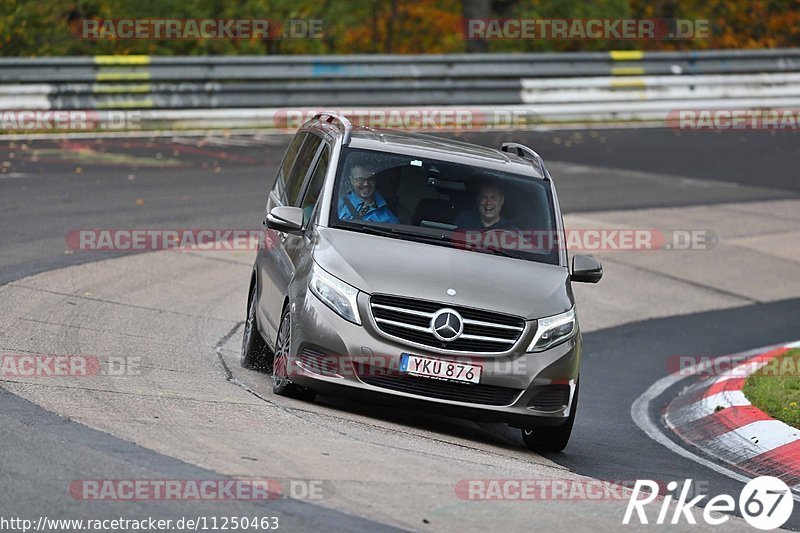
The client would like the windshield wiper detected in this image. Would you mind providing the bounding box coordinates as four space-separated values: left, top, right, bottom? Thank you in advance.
338 222 528 259
340 223 457 247
463 244 525 260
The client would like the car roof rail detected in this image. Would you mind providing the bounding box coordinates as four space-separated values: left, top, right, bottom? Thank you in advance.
312 111 353 145
500 142 548 179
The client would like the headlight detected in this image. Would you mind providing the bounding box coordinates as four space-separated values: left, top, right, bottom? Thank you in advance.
309 264 362 325
527 308 577 352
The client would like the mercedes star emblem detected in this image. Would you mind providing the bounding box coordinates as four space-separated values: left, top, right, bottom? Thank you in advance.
430 308 464 342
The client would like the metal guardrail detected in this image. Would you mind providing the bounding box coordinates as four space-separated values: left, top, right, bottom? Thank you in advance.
1 49 799 129
2 49 800 81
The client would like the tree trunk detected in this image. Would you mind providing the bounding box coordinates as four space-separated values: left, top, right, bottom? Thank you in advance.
385 0 398 53
462 0 491 53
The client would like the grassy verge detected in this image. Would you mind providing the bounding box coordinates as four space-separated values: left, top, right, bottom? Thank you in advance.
742 349 800 428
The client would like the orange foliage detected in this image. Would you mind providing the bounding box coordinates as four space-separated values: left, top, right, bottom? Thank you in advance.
341 0 462 54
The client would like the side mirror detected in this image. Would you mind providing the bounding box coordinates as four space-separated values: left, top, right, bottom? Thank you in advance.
571 254 603 283
266 206 304 234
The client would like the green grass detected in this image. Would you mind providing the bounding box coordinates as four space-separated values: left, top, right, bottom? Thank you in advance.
743 349 800 428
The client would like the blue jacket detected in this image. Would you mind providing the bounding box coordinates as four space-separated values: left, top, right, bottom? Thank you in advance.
338 191 399 224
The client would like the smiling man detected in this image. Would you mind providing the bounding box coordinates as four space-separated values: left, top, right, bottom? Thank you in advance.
338 165 399 223
454 183 518 230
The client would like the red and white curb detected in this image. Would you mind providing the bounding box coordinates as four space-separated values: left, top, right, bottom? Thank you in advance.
663 341 800 489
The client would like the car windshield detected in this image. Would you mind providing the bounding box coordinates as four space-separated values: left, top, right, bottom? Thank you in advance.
329 147 561 265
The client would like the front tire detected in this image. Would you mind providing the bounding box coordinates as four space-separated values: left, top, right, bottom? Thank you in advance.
521 381 579 452
241 279 273 371
272 306 317 401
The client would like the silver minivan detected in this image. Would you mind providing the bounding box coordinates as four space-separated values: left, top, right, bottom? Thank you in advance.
241 113 602 451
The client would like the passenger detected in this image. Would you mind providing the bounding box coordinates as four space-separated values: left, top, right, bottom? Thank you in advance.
337 165 399 223
453 183 518 230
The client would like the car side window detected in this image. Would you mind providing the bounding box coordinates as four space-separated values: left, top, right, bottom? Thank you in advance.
286 135 323 206
272 132 307 206
299 145 331 227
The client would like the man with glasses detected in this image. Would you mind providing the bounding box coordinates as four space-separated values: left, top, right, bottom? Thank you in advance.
337 165 399 223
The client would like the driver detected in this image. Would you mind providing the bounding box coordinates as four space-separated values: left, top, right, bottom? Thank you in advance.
338 165 399 224
453 183 517 230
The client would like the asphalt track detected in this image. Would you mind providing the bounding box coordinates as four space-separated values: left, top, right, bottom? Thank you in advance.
1 128 799 530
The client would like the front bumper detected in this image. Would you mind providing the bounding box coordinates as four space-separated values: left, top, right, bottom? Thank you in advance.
287 291 581 428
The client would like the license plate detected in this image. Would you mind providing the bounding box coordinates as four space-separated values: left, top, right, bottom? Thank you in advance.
399 353 481 384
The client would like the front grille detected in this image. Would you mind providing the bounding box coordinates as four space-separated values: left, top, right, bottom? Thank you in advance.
359 372 522 406
370 294 526 353
527 385 571 412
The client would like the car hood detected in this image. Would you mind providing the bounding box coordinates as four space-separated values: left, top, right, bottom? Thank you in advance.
313 227 572 320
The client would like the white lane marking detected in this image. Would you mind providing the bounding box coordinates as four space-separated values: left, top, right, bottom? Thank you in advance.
0 93 50 108
0 172 29 179
630 341 800 500
665 390 750 427
0 84 52 95
702 420 800 463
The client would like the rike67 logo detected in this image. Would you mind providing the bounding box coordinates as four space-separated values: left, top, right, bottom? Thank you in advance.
624 477 794 529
